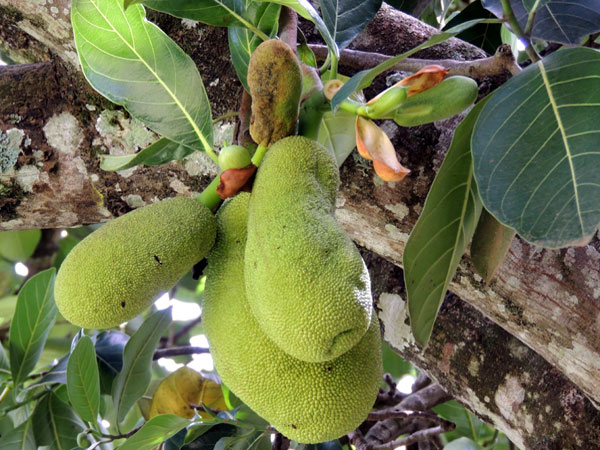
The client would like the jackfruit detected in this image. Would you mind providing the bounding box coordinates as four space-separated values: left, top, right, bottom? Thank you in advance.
203 193 382 443
248 39 302 147
149 367 227 419
245 136 372 362
55 197 216 329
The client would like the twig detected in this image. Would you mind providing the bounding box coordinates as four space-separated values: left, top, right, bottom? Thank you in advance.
97 424 143 441
500 0 540 62
162 316 203 347
367 409 453 427
153 346 210 360
310 43 522 77
279 7 298 52
378 425 454 449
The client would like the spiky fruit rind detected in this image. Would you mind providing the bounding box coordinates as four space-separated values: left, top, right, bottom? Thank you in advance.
55 197 216 329
245 136 373 362
203 193 382 443
248 39 302 147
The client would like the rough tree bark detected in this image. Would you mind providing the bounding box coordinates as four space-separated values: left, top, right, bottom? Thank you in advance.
1 2 599 448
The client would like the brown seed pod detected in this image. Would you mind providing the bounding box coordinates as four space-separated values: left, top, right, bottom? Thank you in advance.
248 39 302 147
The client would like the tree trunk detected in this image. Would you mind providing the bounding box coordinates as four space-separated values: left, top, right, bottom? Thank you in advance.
1 2 599 447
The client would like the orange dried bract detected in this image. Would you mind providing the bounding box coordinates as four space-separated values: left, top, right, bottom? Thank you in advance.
217 165 257 200
397 64 448 97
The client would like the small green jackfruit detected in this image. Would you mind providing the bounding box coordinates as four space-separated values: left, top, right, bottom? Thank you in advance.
55 197 216 329
203 193 382 443
248 39 302 147
245 136 373 362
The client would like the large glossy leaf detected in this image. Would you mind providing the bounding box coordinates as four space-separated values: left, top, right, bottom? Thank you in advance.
320 0 382 50
33 354 69 387
443 1 501 55
0 419 36 450
112 308 171 423
9 268 57 385
470 209 515 284
100 138 195 171
138 0 243 27
404 100 487 347
472 47 600 248
95 330 129 374
228 2 281 91
482 0 600 44
256 0 339 57
117 414 190 450
0 230 41 262
32 393 84 450
67 336 100 423
331 19 490 111
72 0 213 155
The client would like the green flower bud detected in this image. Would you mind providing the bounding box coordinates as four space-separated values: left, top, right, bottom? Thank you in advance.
393 76 478 127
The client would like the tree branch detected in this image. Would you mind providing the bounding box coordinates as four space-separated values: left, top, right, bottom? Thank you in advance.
153 346 210 360
310 43 521 77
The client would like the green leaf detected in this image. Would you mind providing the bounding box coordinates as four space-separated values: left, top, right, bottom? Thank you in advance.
67 336 100 423
9 268 57 385
0 295 18 324
228 2 281 91
381 341 414 379
256 0 339 58
71 0 214 156
117 414 189 450
0 418 36 450
522 0 550 11
112 308 171 423
443 437 479 450
470 208 516 284
320 0 382 50
482 0 600 44
443 1 501 55
100 138 196 171
141 0 243 27
32 392 84 450
404 100 487 347
330 19 490 111
317 109 357 167
472 47 600 248
35 354 69 386
0 230 41 262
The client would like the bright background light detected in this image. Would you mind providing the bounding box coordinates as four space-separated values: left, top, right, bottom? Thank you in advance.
154 293 213 372
14 262 29 277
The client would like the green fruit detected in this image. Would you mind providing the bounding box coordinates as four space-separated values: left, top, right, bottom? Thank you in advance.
76 431 92 448
55 197 216 329
245 136 372 362
218 145 252 170
203 193 382 443
248 39 302 147
393 76 478 126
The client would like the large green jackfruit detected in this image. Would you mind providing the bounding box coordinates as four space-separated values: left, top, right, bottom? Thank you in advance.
203 193 382 443
55 197 216 329
245 136 373 362
248 39 302 147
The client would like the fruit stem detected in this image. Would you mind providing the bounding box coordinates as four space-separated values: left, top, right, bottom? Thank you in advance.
251 144 268 167
197 175 223 211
